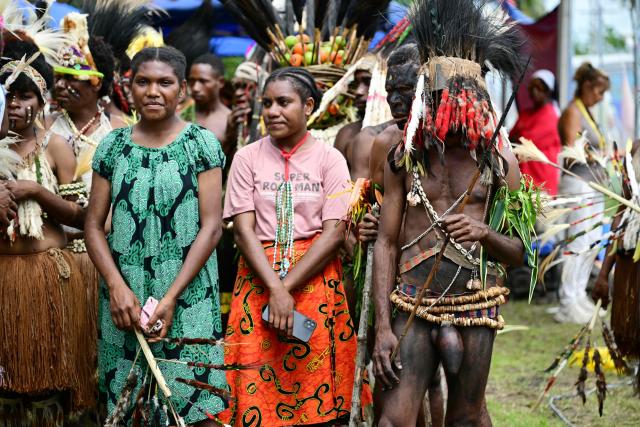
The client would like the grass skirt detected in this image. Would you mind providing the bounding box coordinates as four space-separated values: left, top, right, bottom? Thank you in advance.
612 253 640 357
68 244 99 371
0 249 96 411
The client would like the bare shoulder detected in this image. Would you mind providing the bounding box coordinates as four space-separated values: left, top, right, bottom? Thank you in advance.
558 101 580 129
499 142 521 191
46 132 75 158
334 121 362 154
45 132 76 181
559 101 579 119
376 124 401 147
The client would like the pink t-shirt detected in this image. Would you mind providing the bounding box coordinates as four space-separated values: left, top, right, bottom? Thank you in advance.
223 136 350 242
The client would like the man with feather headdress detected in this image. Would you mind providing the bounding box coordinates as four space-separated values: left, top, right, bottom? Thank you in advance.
371 1 534 424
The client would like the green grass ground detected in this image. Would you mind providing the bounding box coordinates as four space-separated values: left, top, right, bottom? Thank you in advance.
487 301 639 427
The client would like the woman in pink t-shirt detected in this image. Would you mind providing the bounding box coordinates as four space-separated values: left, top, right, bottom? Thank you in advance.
222 68 371 425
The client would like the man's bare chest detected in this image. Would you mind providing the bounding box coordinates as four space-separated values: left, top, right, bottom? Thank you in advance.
406 163 488 214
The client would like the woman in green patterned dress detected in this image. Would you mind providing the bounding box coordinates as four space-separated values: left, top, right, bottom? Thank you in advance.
85 46 226 426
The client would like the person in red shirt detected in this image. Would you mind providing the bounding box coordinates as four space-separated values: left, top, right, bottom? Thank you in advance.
510 69 561 195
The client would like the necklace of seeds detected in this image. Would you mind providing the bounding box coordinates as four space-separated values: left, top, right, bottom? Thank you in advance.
272 132 310 278
62 105 104 154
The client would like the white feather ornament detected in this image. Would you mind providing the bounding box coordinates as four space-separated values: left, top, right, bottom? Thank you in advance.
559 131 588 166
0 136 21 179
512 137 550 164
403 71 426 155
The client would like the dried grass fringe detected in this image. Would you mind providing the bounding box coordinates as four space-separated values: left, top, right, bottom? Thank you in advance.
69 249 99 365
611 254 640 357
0 250 96 411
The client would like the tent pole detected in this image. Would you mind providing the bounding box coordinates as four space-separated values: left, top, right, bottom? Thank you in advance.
633 1 640 139
558 0 573 109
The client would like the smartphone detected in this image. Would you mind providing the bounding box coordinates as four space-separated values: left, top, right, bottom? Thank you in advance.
261 305 317 342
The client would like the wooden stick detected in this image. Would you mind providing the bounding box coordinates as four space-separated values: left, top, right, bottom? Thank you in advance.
135 330 172 398
391 168 482 361
552 166 640 214
349 204 379 427
589 181 640 214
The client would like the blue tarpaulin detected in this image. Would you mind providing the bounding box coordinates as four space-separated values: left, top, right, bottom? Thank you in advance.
15 0 80 28
500 1 535 25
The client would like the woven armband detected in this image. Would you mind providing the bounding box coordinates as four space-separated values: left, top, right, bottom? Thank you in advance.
58 182 89 208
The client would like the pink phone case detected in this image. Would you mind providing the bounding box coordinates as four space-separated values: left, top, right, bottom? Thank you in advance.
140 297 159 329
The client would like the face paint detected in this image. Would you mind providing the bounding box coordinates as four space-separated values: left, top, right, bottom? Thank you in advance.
386 62 420 128
67 85 81 99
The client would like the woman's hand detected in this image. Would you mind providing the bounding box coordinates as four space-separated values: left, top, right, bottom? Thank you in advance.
5 180 38 202
0 183 17 227
109 282 142 331
146 296 177 343
358 212 379 243
267 286 295 336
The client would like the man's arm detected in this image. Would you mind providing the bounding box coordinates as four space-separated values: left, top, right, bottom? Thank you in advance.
350 128 376 179
372 156 406 388
358 127 398 243
333 123 352 161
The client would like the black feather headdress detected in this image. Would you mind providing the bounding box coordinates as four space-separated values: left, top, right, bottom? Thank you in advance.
400 0 527 170
410 0 526 80
83 0 157 67
343 0 391 40
166 0 215 70
221 0 284 52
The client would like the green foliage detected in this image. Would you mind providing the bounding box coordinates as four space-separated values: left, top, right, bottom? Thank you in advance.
574 42 590 56
221 56 246 81
604 26 627 52
480 177 543 302
518 0 547 19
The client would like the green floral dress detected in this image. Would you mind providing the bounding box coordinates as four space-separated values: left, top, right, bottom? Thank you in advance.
93 123 227 424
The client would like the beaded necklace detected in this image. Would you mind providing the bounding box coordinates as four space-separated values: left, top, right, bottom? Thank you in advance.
19 128 44 184
272 132 310 278
62 105 104 153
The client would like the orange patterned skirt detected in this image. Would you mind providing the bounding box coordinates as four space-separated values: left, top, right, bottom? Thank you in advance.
222 238 371 426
